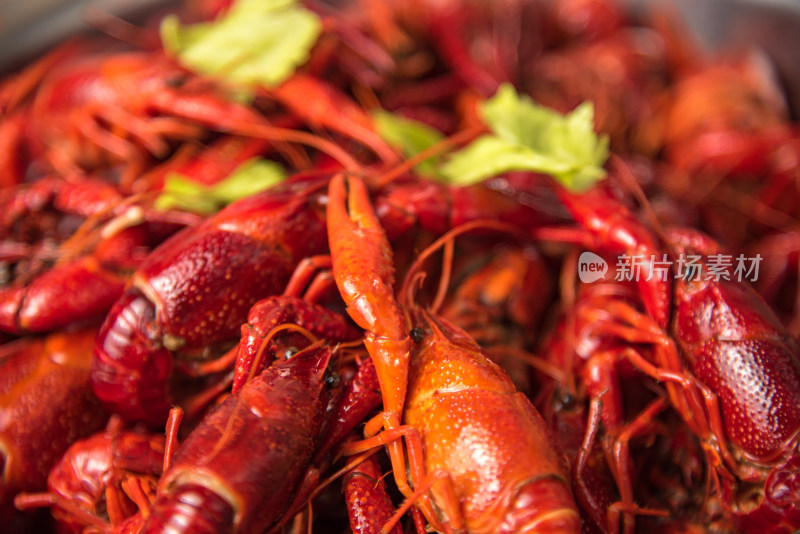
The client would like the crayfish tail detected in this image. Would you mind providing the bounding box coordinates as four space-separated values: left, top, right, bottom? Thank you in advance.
91 289 173 425
142 484 235 534
496 479 582 534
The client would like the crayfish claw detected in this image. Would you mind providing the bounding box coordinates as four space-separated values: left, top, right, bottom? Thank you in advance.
327 172 411 419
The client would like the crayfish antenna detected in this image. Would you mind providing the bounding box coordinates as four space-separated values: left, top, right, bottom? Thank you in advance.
81 5 160 51
397 219 520 310
609 154 671 247
374 126 485 188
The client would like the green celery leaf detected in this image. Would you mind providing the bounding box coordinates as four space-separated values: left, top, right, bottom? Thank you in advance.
155 157 287 215
160 15 210 54
208 158 287 203
440 136 568 186
372 110 445 178
154 175 219 214
441 83 609 191
160 0 322 88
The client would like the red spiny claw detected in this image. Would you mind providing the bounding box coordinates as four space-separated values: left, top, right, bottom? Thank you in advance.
327 173 398 333
232 295 361 393
92 174 331 425
0 257 126 334
143 344 333 534
0 178 186 335
344 453 402 534
327 172 411 418
91 289 175 425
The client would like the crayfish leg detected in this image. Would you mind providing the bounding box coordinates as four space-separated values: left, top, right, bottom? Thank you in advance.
383 469 464 534
282 254 334 301
589 300 743 476
577 350 671 534
163 407 183 473
340 418 443 532
541 175 672 329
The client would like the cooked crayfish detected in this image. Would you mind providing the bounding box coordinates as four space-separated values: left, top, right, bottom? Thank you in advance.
91 172 330 425
14 419 165 533
0 327 108 525
3 0 800 531
142 342 334 533
329 172 581 533
0 178 189 334
546 170 800 532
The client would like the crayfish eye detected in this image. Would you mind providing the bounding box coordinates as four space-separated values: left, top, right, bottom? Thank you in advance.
325 372 341 388
410 327 425 343
557 391 576 410
165 74 188 88
283 346 299 359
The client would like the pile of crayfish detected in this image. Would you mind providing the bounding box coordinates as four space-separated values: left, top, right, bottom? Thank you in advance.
2 0 800 532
